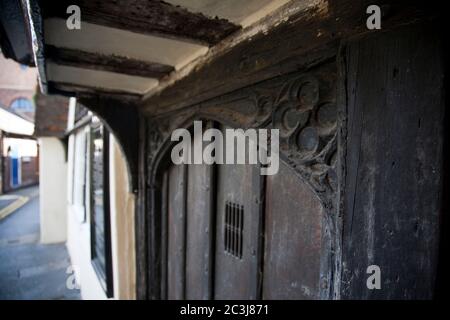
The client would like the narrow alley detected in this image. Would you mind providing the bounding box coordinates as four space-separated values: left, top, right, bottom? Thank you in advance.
0 186 80 299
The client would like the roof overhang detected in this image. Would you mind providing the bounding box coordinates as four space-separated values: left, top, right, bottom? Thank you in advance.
1 1 436 114
15 0 305 100
0 107 34 136
0 0 34 66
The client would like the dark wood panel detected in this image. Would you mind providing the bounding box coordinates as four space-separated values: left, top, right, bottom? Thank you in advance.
45 45 174 79
263 160 324 299
185 162 214 299
341 22 444 299
160 170 169 299
167 164 187 299
214 126 263 300
41 0 239 45
49 81 143 98
135 117 147 300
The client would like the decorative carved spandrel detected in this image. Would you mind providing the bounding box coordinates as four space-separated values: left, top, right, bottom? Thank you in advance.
146 63 337 205
270 71 337 203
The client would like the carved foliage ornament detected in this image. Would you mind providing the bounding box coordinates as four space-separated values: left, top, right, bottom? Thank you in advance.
147 69 337 201
268 73 337 199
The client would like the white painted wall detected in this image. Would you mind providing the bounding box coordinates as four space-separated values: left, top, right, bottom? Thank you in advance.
66 204 108 300
65 124 136 299
0 107 34 135
109 135 136 300
38 137 67 244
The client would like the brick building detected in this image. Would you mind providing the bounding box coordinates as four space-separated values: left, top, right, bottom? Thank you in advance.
0 53 37 122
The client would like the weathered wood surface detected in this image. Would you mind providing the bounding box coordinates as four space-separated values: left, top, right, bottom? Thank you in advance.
139 62 340 300
45 45 174 79
131 2 445 300
213 126 263 300
263 161 324 299
185 162 214 299
142 0 434 115
167 164 187 299
135 117 147 300
48 81 142 102
341 22 444 299
41 0 240 45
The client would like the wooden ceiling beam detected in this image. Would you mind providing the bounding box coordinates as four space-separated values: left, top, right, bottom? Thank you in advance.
141 0 437 115
45 45 174 79
47 81 142 102
40 0 240 46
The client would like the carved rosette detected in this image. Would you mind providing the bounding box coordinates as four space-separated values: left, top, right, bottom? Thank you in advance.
146 69 337 203
271 75 337 199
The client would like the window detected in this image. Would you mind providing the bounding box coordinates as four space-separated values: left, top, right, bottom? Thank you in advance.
90 121 113 297
74 103 89 123
72 129 87 222
10 98 34 113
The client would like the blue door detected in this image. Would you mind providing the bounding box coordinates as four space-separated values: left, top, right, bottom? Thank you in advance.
11 157 19 187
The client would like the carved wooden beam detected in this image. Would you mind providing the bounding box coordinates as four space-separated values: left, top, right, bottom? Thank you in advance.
141 0 437 115
47 81 142 103
45 45 174 79
40 0 240 46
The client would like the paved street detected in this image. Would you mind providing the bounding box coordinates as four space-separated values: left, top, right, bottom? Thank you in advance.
0 186 80 299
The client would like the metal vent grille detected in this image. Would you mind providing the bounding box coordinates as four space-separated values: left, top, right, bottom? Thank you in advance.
224 201 244 259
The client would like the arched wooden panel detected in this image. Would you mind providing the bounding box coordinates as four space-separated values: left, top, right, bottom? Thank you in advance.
213 162 262 299
185 149 215 299
263 160 324 299
167 164 187 299
148 62 337 300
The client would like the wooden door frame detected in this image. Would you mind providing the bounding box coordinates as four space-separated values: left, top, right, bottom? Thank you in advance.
137 60 339 299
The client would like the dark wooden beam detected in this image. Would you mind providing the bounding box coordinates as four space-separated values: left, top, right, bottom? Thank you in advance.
45 45 174 79
40 0 240 46
2 131 36 140
47 81 142 103
141 0 439 116
341 22 444 299
0 0 34 66
24 0 48 93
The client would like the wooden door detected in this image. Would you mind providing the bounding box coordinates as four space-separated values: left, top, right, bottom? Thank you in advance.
163 125 325 300
185 134 215 299
213 162 262 299
165 124 215 299
263 161 324 299
166 163 186 299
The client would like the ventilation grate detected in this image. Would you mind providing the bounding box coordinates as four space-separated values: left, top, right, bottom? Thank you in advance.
224 201 244 259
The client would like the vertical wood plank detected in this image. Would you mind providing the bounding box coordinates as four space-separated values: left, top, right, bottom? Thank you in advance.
167 164 187 299
214 126 263 300
341 22 444 299
185 162 214 299
160 171 169 299
135 117 147 300
263 161 324 299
